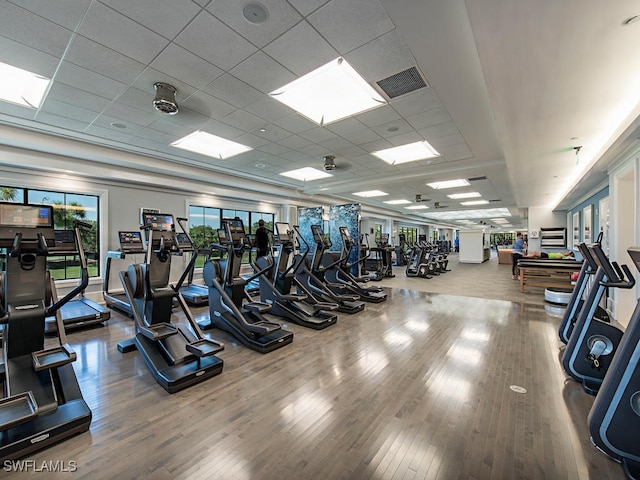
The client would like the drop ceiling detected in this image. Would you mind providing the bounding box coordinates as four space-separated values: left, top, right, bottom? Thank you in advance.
0 0 639 229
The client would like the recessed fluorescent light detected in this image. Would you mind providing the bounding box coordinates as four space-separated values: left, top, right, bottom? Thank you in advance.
461 200 489 206
383 199 412 205
171 131 252 159
353 190 388 198
447 192 481 199
404 205 429 210
0 61 50 108
427 179 471 190
270 57 386 126
372 140 440 165
280 167 333 182
423 207 511 221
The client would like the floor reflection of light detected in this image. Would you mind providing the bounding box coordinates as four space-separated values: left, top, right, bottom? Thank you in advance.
405 319 430 333
383 330 413 347
368 429 441 478
460 329 490 343
358 349 389 377
427 373 471 400
186 448 251 480
280 389 333 433
446 343 483 366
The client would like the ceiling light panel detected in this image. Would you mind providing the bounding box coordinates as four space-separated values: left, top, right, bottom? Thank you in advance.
383 199 412 205
280 167 333 181
447 192 481 199
460 200 489 206
353 190 389 197
427 179 471 190
171 131 252 159
423 207 511 220
0 61 50 108
270 57 386 126
372 140 440 165
404 205 429 210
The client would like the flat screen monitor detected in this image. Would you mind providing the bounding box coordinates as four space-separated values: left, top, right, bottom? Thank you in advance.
0 203 52 228
217 229 228 245
175 232 192 250
223 218 246 242
311 225 324 243
119 231 143 246
142 213 174 232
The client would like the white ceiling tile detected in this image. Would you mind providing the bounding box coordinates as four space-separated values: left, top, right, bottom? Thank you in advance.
254 126 293 142
78 2 169 64
84 124 133 143
339 128 382 145
297 143 327 157
390 88 442 117
0 102 37 121
437 143 474 162
35 112 90 132
279 150 312 162
325 116 367 134
39 98 99 123
147 118 197 139
387 131 423 146
132 126 184 144
230 51 296 94
208 0 302 48
174 10 257 70
99 0 202 39
197 119 245 139
220 109 265 132
317 136 353 151
101 102 159 127
91 114 146 135
0 37 60 77
48 82 112 113
55 61 128 100
355 105 399 128
308 0 394 54
264 20 338 76
233 132 270 149
9 0 92 30
257 142 291 155
203 74 263 109
115 87 154 112
132 68 198 102
160 107 210 128
345 30 416 82
370 119 413 139
271 113 317 134
418 121 460 140
244 96 294 123
298 127 338 143
1 2 74 57
278 135 315 150
406 108 452 130
150 43 223 89
64 36 146 84
287 0 330 17
180 91 236 120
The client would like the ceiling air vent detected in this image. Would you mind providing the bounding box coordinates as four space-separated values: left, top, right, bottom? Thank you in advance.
468 175 487 182
376 67 428 99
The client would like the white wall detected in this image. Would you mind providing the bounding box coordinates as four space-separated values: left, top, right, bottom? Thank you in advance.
527 206 566 252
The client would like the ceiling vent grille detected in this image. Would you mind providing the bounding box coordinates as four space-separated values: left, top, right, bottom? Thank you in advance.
376 67 428 99
468 175 487 182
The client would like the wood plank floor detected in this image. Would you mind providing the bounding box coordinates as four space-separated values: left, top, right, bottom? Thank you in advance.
3 288 625 479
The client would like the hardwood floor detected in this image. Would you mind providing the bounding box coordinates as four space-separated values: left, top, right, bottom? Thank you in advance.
3 289 625 479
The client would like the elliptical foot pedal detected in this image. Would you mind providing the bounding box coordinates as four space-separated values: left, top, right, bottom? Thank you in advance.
32 344 76 371
186 339 223 357
0 391 38 430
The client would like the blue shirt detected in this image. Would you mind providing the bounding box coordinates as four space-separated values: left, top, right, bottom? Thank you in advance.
512 237 525 254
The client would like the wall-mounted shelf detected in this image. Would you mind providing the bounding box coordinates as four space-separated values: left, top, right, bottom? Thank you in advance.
540 227 567 248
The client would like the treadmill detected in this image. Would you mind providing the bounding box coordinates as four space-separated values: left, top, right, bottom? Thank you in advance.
45 229 110 334
103 231 146 316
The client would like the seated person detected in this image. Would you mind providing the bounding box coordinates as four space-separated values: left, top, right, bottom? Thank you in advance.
525 251 575 260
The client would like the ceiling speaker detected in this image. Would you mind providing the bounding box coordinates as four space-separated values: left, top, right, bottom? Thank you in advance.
153 82 178 115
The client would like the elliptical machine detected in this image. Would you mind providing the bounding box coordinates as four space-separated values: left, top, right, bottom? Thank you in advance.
116 213 224 393
0 202 92 459
588 245 640 479
561 242 634 395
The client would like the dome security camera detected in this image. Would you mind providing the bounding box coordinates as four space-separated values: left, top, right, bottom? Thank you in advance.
323 155 336 171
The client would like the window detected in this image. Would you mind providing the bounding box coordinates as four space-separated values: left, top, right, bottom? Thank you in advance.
0 185 100 280
398 226 417 245
189 206 275 265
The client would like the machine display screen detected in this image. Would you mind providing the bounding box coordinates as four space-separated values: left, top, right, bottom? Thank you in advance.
119 231 143 245
0 203 52 227
311 225 324 242
142 213 173 231
217 229 228 245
